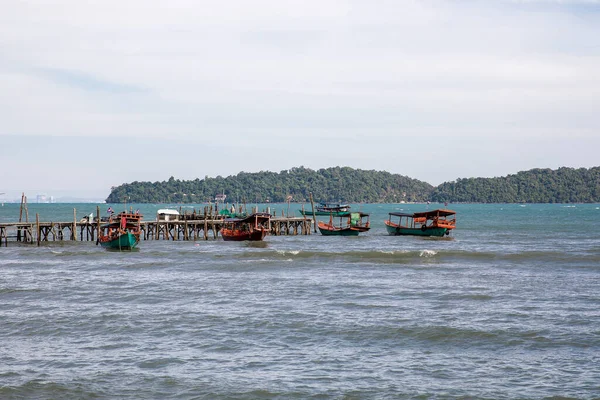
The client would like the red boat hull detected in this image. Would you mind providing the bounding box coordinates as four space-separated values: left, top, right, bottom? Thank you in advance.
221 228 268 241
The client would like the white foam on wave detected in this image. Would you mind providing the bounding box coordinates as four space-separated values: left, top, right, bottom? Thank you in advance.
420 250 438 257
276 250 300 256
379 250 410 255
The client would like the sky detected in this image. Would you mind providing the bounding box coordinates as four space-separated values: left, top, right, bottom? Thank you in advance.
1 0 599 201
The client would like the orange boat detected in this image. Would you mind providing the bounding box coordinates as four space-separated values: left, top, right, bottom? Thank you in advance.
317 212 370 236
221 213 271 241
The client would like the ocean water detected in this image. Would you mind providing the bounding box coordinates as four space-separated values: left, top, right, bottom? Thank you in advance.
1 203 599 399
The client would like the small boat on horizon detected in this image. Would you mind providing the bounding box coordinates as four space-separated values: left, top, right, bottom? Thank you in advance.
221 212 271 241
385 209 456 237
299 202 351 216
317 212 370 236
98 211 143 250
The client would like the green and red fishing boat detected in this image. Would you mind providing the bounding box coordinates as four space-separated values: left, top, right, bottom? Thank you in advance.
98 212 142 250
385 209 456 237
318 212 370 236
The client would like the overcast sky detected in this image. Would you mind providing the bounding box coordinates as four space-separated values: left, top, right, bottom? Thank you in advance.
1 0 599 200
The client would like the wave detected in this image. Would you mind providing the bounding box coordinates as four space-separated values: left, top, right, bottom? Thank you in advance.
0 288 43 295
275 250 301 256
324 324 592 349
5 246 598 269
228 249 442 261
420 250 438 258
216 247 600 266
0 380 105 399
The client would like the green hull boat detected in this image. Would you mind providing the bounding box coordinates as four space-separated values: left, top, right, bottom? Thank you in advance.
385 209 456 238
299 203 351 217
385 223 448 237
98 212 143 251
99 232 139 250
299 210 350 217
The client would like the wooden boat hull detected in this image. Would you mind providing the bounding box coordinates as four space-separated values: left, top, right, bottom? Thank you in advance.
99 232 140 250
318 226 360 236
317 222 369 236
385 221 448 237
221 228 268 241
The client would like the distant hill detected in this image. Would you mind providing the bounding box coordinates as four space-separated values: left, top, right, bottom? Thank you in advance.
432 167 600 203
106 166 600 204
105 166 434 204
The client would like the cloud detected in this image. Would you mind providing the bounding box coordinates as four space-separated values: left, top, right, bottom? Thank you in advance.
30 67 147 93
0 0 599 190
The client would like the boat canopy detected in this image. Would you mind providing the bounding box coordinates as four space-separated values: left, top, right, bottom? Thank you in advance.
412 209 456 218
388 212 414 218
225 212 271 223
335 211 369 218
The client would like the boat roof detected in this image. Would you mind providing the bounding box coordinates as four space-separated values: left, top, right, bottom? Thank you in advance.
412 209 456 218
115 212 142 218
336 211 369 217
157 209 179 215
318 203 349 207
388 212 414 217
389 209 456 218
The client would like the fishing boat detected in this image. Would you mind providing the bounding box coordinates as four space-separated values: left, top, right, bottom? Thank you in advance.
98 211 143 250
385 209 456 237
299 202 351 216
317 212 370 236
221 212 271 241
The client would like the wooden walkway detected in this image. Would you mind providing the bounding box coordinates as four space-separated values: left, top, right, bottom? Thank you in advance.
0 216 313 247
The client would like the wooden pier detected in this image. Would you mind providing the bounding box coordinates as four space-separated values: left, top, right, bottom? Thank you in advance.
0 194 318 247
0 215 312 247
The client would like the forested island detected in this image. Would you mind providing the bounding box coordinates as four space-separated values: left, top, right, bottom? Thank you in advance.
106 166 600 204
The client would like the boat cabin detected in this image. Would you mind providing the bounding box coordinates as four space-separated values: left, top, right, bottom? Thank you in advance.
385 209 456 237
412 209 457 230
157 209 180 222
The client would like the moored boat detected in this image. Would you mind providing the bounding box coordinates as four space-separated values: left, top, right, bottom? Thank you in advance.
221 212 271 241
385 209 456 237
98 211 143 250
317 212 370 236
299 202 351 216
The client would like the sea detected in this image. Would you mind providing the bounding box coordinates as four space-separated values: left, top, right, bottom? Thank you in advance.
1 202 599 399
